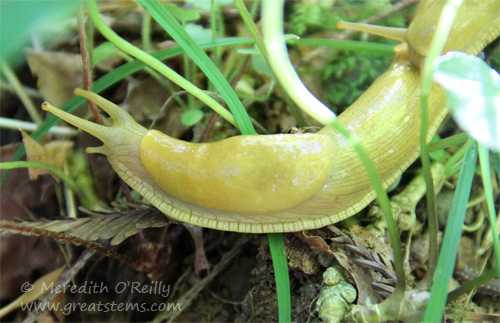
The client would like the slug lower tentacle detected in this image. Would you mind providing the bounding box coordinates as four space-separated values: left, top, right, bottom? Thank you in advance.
42 0 499 233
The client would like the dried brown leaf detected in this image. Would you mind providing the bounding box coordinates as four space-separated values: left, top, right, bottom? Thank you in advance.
21 131 73 181
125 78 170 123
26 49 83 106
0 266 65 319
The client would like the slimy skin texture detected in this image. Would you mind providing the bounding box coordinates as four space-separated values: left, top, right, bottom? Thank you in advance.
139 130 334 214
42 0 500 233
407 0 500 67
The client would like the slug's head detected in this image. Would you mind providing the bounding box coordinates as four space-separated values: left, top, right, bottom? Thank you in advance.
42 89 147 157
407 0 500 66
338 0 500 68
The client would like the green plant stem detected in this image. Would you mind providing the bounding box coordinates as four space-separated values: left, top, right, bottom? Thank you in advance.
210 0 222 69
0 117 77 136
0 81 43 99
0 161 80 193
494 152 500 182
141 10 152 52
262 0 336 125
447 268 497 302
267 233 291 323
1 60 42 124
419 0 463 289
289 38 395 55
478 144 500 277
234 0 269 68
444 139 475 176
86 0 238 128
428 132 469 152
224 50 246 83
234 0 306 128
329 122 406 296
234 4 292 317
424 141 477 322
119 49 189 109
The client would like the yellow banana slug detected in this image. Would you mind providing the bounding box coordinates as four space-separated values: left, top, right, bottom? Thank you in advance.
42 0 499 233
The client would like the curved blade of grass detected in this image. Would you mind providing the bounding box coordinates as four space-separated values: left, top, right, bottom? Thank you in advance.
234 0 307 128
447 268 497 302
289 38 395 55
137 0 256 135
428 132 469 152
0 161 79 193
262 0 336 125
424 141 477 322
494 153 500 179
478 144 500 277
268 233 291 322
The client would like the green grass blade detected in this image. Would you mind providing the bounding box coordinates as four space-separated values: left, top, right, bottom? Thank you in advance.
478 144 500 277
428 132 469 152
494 153 500 179
290 38 395 55
267 233 291 322
0 161 79 193
424 141 478 322
447 268 497 302
137 0 256 135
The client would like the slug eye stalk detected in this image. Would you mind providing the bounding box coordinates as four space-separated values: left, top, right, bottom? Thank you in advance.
42 89 148 156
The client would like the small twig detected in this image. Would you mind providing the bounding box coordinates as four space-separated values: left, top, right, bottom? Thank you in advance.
24 249 96 323
78 5 133 202
77 7 102 125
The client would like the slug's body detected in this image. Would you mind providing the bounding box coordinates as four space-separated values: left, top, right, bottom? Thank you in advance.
43 0 499 233
140 130 335 214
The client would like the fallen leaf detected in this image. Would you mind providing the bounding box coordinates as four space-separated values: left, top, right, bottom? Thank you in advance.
0 266 65 319
21 131 73 181
26 49 83 106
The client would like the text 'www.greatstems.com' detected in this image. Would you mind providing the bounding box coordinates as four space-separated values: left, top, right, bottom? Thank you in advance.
21 300 182 316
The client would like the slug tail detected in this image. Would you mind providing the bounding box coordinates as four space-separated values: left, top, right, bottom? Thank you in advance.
42 102 109 143
337 21 408 43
